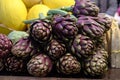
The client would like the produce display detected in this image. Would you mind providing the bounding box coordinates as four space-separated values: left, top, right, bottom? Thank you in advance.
0 0 112 79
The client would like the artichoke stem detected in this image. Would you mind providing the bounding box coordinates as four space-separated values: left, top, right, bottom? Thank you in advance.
39 13 46 19
59 7 72 12
47 9 68 16
70 15 77 21
23 18 39 24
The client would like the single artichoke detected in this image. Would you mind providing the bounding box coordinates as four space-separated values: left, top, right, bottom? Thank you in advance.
27 53 53 77
11 37 36 58
71 34 94 58
4 54 24 73
77 16 106 38
8 30 29 44
72 0 99 17
95 47 108 60
56 53 81 75
52 14 78 42
83 48 108 77
0 34 12 58
46 39 66 60
29 20 52 44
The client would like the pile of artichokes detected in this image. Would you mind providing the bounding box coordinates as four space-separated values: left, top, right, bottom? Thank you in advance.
0 0 112 78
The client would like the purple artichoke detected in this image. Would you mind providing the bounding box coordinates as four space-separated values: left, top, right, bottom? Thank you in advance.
77 16 106 38
46 39 66 60
95 14 112 32
56 53 81 75
52 14 78 42
72 0 99 17
11 37 37 58
83 48 108 77
0 34 12 58
4 54 24 73
30 20 52 44
71 34 94 58
27 53 53 77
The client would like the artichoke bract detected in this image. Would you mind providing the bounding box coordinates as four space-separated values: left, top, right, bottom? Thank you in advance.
0 34 12 58
29 20 52 44
77 16 106 38
71 34 94 58
72 0 99 17
27 54 53 77
11 37 36 58
52 14 78 42
46 39 66 60
83 48 108 77
8 30 29 44
4 54 24 73
56 53 81 75
95 14 112 32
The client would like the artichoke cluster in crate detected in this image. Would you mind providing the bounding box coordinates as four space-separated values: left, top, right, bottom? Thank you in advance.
0 0 112 78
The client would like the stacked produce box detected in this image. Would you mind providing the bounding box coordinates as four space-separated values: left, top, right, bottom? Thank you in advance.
0 0 112 79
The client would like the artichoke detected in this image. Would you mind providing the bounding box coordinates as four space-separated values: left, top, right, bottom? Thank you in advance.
76 16 106 38
27 53 53 77
95 47 108 60
11 37 36 58
4 54 24 73
56 53 81 75
72 0 99 17
71 34 94 58
8 30 29 44
52 14 78 42
83 48 108 77
29 20 52 44
0 34 12 58
46 39 66 60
